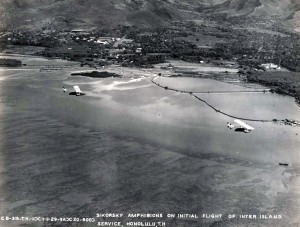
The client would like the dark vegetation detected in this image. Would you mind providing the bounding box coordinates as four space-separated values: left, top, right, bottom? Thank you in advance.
1 18 299 70
0 58 22 67
71 71 122 78
247 71 300 104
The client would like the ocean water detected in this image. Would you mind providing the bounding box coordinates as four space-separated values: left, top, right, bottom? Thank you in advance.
0 57 299 226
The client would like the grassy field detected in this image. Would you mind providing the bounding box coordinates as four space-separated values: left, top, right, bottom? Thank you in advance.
2 45 46 55
176 33 224 48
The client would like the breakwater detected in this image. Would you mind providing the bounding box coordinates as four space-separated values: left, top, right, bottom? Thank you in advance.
151 76 300 125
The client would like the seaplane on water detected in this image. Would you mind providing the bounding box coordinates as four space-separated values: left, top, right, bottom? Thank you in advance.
69 85 86 96
227 119 254 133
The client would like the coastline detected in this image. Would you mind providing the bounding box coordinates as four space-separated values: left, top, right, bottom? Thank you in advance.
1 52 300 107
247 71 300 106
1 52 298 131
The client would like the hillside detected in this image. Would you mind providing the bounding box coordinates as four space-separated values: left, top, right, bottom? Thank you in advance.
0 0 184 30
196 0 299 17
0 0 300 31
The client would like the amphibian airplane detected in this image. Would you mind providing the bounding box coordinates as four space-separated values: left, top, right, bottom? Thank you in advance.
227 119 254 133
69 85 86 96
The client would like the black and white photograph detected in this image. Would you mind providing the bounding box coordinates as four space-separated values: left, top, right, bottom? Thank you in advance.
0 0 300 226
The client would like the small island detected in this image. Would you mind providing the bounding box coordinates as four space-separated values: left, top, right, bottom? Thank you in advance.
71 71 122 78
0 58 22 67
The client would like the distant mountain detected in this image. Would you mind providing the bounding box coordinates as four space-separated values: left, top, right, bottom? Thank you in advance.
197 0 300 17
0 0 299 31
0 0 183 30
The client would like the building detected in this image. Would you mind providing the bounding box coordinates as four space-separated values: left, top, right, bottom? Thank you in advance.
261 63 281 70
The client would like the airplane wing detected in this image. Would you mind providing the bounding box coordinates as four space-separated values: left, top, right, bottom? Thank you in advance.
73 85 82 93
234 119 254 130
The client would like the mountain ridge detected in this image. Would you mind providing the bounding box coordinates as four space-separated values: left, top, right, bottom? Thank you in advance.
0 0 299 31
